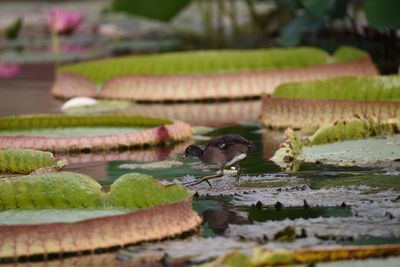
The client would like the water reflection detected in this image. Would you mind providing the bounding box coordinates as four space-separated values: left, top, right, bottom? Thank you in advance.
124 100 261 127
202 209 252 235
262 129 283 160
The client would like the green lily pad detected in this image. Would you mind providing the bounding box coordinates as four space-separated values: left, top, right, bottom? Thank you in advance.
0 149 67 175
263 75 400 128
0 172 190 211
0 127 148 137
332 46 370 63
0 114 172 130
0 114 192 152
59 46 367 84
308 116 399 145
62 100 133 114
216 245 400 267
0 172 200 260
273 75 400 101
301 134 400 167
0 209 130 225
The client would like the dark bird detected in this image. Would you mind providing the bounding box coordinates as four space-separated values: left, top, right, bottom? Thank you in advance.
182 134 253 186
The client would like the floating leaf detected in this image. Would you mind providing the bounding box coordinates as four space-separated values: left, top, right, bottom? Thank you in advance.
262 75 400 128
0 173 200 260
333 46 370 63
217 245 400 266
63 99 132 114
0 172 101 209
53 47 376 101
105 173 190 208
262 97 400 129
270 128 302 169
273 75 400 101
0 172 190 210
0 149 66 175
59 46 371 83
60 47 332 83
308 116 399 145
301 134 400 167
0 114 172 129
0 114 192 152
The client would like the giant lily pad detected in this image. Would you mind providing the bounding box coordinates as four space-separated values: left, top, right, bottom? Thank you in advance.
308 116 399 145
0 149 67 175
271 123 400 167
0 172 201 260
214 245 400 266
52 46 377 101
0 114 191 152
262 75 400 128
301 134 400 167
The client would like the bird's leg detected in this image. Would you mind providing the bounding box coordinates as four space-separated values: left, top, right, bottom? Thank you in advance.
182 168 225 187
234 163 241 184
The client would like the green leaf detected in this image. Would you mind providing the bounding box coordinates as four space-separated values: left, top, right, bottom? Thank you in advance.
63 100 132 114
0 149 66 175
0 209 129 225
217 245 400 267
5 17 23 40
0 114 191 153
278 14 322 46
301 0 335 18
106 173 190 208
332 46 370 62
0 172 101 209
308 116 396 145
270 128 302 163
112 0 191 21
0 172 190 210
301 134 400 166
0 114 172 131
273 75 400 101
328 0 348 19
59 48 335 83
365 0 400 29
0 173 199 260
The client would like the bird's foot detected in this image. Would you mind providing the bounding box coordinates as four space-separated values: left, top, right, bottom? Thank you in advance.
182 173 223 187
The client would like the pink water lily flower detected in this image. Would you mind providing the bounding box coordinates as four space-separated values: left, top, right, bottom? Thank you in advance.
47 8 84 34
0 63 21 79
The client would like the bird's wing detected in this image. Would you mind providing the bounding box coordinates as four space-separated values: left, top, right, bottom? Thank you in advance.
206 134 253 150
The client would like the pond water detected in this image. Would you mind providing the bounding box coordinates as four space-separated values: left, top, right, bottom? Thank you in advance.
0 64 399 264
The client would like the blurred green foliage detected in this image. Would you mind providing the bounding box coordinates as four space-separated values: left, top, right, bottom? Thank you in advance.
365 0 400 29
5 17 23 40
112 0 191 21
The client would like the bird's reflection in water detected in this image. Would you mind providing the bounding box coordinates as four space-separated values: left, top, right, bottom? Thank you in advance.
202 207 252 235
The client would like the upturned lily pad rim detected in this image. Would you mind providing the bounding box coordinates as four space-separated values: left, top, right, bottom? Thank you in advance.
0 172 191 211
0 148 66 175
0 198 201 260
272 75 400 102
0 172 201 259
0 114 192 152
261 96 400 129
0 114 173 130
58 46 369 84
